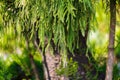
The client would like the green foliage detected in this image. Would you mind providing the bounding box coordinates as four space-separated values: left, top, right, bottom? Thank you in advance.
113 64 120 80
7 61 27 80
0 0 96 54
114 29 120 80
57 58 79 79
0 0 118 80
0 1 97 79
11 53 31 75
0 58 12 80
34 60 44 80
82 61 106 80
0 27 16 52
115 30 120 57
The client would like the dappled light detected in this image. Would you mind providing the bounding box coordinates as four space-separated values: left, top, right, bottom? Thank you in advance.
0 0 120 80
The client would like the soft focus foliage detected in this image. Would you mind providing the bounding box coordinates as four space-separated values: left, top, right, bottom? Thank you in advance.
0 0 120 80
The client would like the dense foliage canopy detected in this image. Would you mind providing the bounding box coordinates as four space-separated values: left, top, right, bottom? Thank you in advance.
0 0 120 80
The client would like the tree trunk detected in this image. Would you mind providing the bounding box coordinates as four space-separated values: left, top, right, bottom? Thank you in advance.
34 44 50 80
25 38 40 80
35 38 68 80
105 0 116 80
45 50 61 80
29 54 40 80
34 30 51 80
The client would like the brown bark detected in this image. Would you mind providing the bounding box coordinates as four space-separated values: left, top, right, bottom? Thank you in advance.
105 0 116 80
34 38 67 80
45 51 61 80
34 34 51 80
